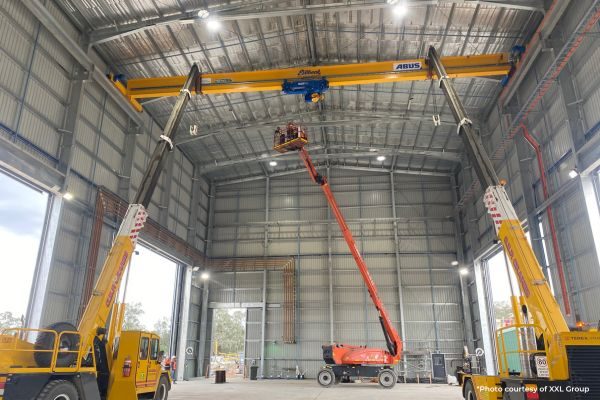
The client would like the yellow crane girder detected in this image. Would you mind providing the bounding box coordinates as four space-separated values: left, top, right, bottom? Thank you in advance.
114 53 512 112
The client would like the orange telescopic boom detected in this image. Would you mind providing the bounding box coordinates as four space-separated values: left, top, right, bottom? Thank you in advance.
274 126 402 388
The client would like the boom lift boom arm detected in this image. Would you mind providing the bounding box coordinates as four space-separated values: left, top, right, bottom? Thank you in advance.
298 147 402 362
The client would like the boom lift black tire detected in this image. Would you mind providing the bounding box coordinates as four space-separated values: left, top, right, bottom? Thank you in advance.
317 368 335 387
34 322 79 368
153 375 170 400
377 369 397 389
463 379 476 400
36 379 79 400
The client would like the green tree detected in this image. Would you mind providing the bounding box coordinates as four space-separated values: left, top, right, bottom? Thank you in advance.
213 310 245 354
153 317 171 354
494 301 515 328
122 302 145 330
0 311 22 329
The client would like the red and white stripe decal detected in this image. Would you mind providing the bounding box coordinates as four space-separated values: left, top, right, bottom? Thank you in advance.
484 190 504 227
129 209 148 241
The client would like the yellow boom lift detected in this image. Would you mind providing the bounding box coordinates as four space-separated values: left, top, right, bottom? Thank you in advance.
427 46 600 400
0 65 199 400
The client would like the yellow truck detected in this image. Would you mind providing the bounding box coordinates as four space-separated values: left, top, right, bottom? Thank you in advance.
0 65 199 400
428 46 600 400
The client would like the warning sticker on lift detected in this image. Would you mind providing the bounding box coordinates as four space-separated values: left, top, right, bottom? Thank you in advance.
392 62 422 71
535 355 549 378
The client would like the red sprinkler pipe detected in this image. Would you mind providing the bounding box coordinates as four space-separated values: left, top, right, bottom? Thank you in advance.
520 123 571 315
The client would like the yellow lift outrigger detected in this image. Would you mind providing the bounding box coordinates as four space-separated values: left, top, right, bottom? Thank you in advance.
428 45 600 400
0 65 199 400
110 53 513 111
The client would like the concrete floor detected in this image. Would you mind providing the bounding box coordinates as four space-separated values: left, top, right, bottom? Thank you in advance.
169 377 463 400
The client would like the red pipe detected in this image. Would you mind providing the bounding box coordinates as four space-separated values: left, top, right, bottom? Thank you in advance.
459 6 600 207
520 123 571 315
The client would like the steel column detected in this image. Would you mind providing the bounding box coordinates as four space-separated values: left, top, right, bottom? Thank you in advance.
473 258 496 375
260 269 267 378
206 183 216 257
390 172 407 369
196 280 210 376
264 177 270 255
187 168 202 246
450 175 474 350
58 62 87 182
176 265 192 381
422 179 440 351
117 123 139 201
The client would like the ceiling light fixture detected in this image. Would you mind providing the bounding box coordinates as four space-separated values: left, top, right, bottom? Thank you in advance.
451 260 459 266
201 272 210 280
568 168 579 179
63 192 74 201
393 2 408 17
206 18 221 31
377 155 386 162
270 161 278 167
197 9 210 19
459 267 469 276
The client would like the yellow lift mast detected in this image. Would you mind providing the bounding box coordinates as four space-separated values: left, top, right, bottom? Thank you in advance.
0 65 199 400
428 45 600 400
110 53 513 111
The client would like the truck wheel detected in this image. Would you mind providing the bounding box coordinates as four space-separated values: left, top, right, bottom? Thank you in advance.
34 322 79 368
377 369 397 389
154 375 170 400
36 380 79 400
317 369 335 387
464 380 476 400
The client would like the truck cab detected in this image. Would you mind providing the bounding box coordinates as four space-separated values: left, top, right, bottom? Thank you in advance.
108 331 170 400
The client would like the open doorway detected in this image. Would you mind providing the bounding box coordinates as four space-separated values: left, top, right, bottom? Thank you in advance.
486 250 520 329
210 308 246 377
0 171 48 328
121 245 178 355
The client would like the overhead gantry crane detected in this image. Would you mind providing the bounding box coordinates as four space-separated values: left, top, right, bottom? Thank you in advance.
110 53 514 111
273 124 402 388
427 45 600 400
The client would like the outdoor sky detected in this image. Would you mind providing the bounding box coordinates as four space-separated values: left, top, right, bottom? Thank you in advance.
487 230 555 305
488 250 520 303
0 170 176 329
124 244 177 330
0 171 48 319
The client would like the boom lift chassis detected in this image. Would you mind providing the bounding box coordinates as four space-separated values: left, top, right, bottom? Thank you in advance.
428 45 600 399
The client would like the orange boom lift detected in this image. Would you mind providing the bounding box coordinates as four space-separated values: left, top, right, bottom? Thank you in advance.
273 126 402 388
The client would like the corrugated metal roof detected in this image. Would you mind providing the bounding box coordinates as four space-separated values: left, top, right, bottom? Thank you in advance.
57 0 542 182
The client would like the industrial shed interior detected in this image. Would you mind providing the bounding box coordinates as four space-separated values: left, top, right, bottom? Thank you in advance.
1 0 600 400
